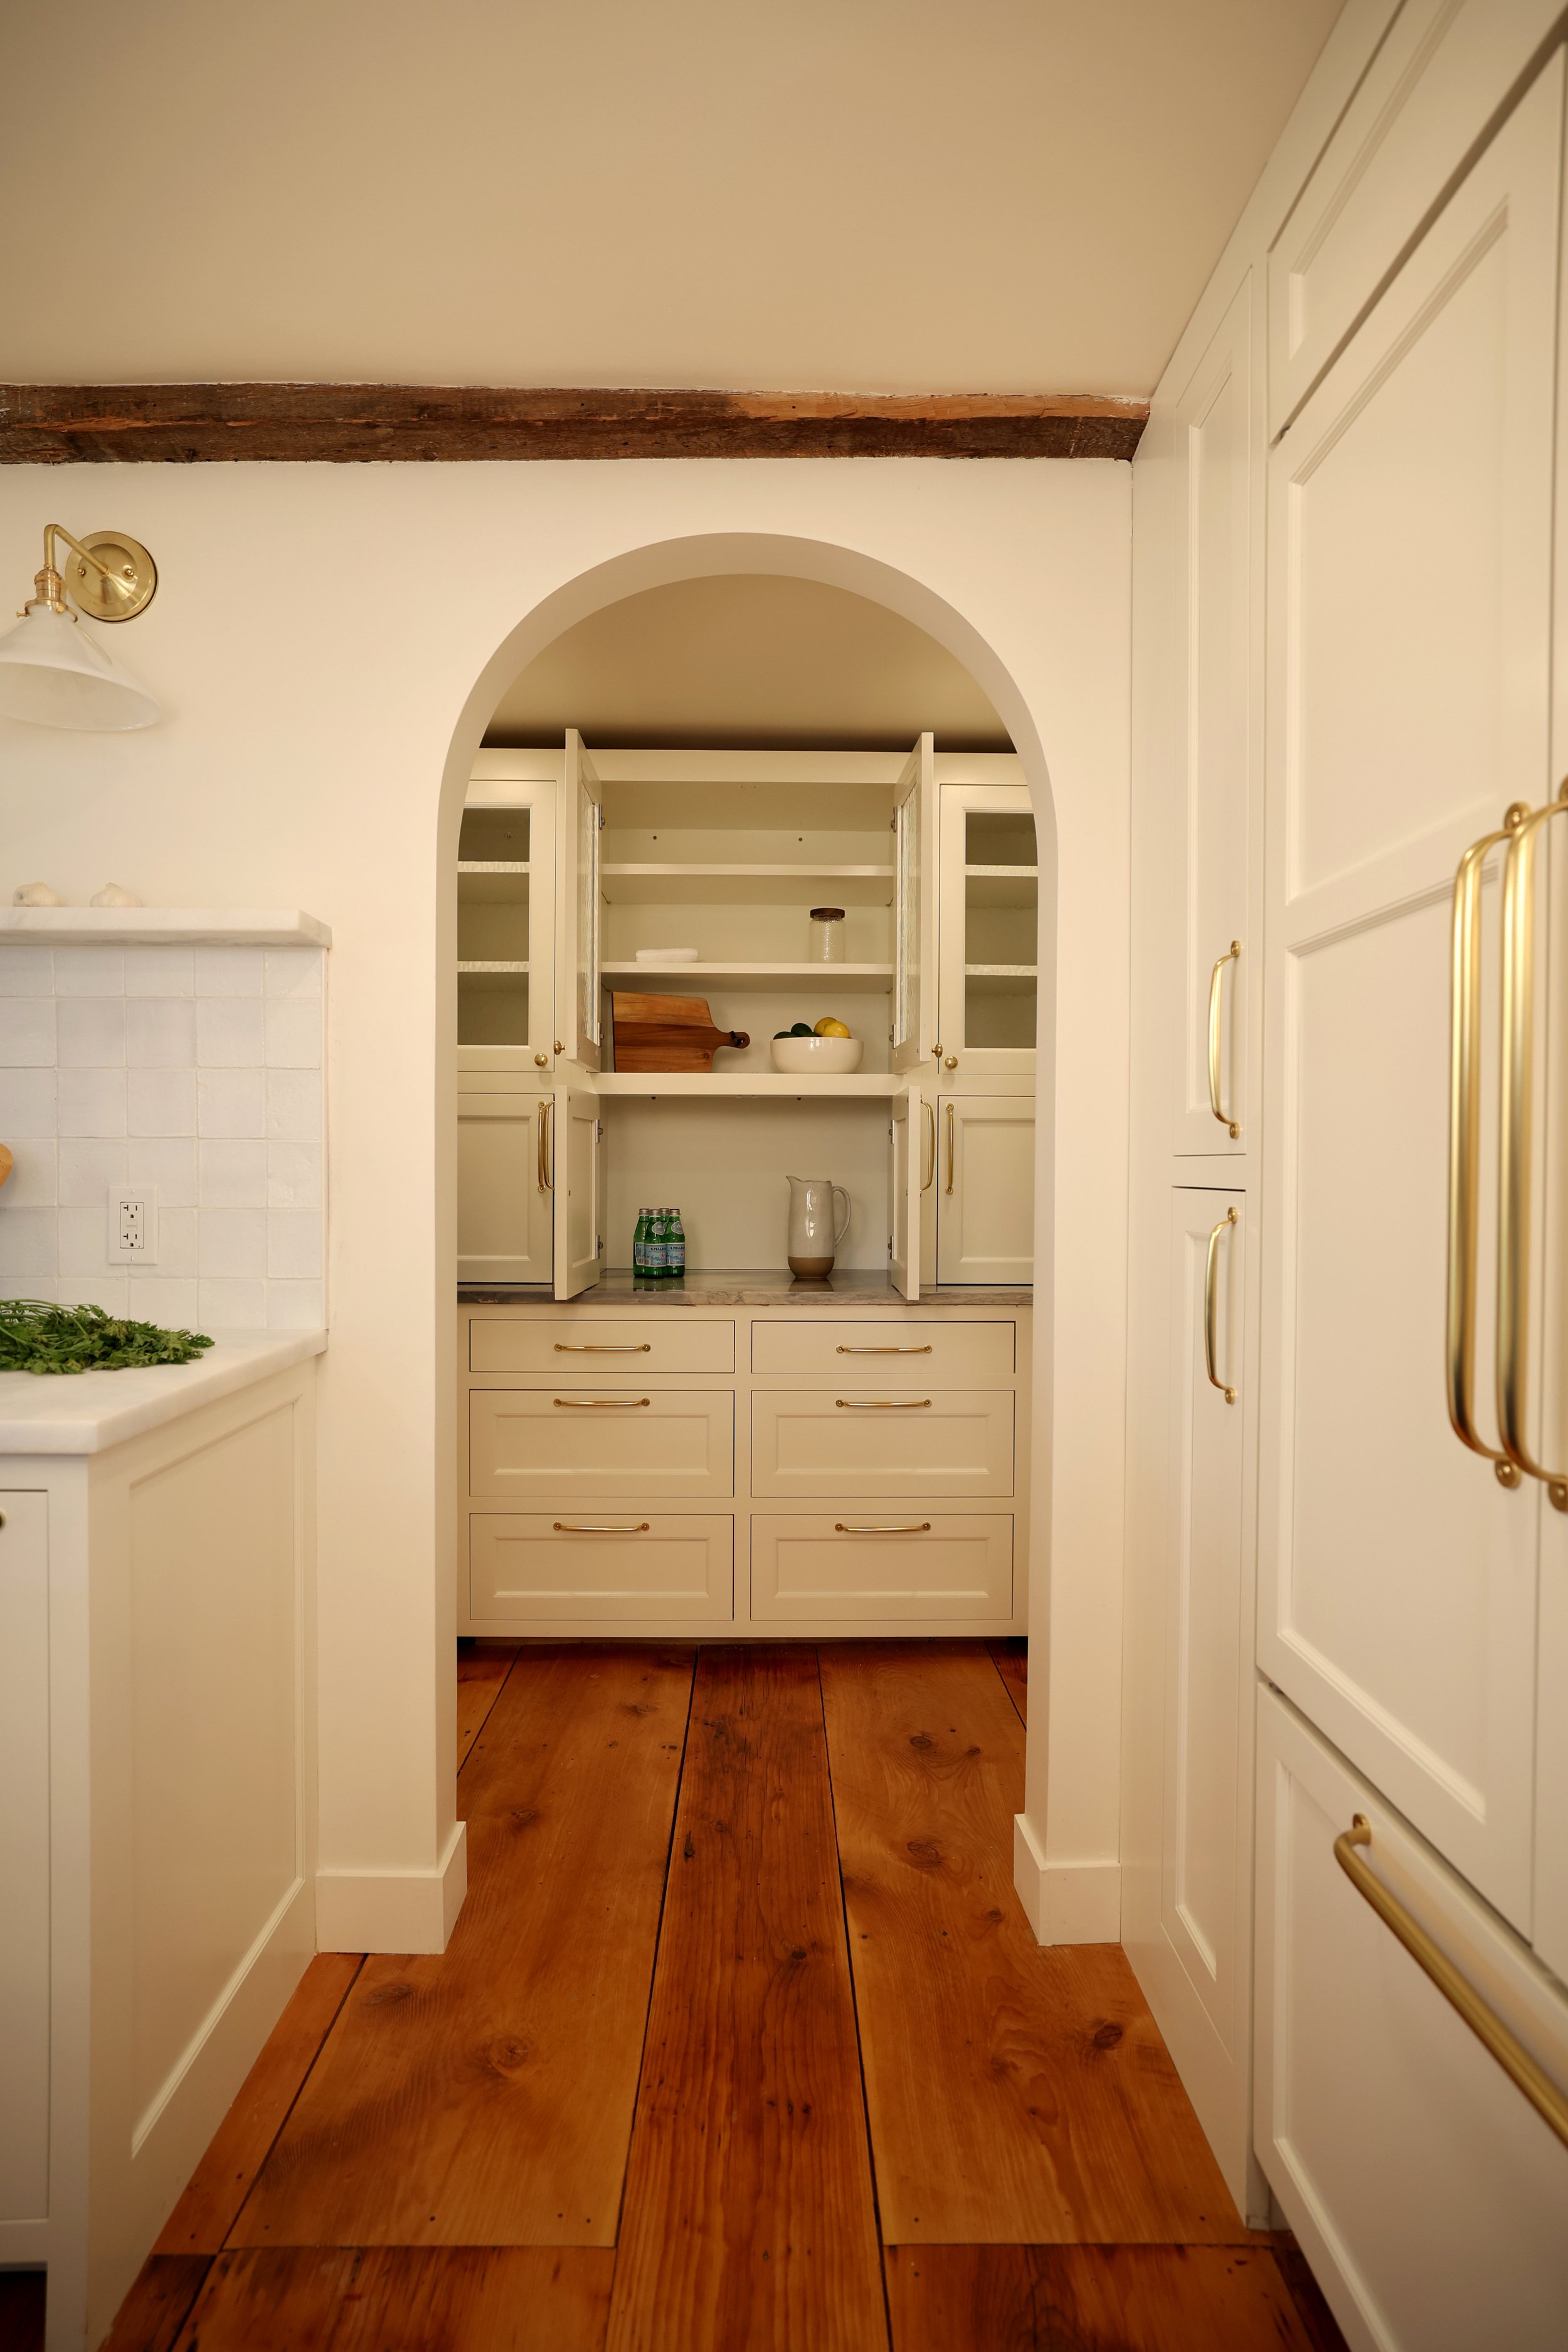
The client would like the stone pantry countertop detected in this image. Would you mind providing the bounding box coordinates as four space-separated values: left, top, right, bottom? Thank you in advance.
0 1329 327 1454
458 1270 1032 1309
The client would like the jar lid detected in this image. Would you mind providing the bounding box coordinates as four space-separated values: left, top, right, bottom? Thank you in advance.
808 906 846 920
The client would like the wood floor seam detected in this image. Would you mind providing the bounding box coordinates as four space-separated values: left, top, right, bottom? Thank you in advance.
216 1956 367 2254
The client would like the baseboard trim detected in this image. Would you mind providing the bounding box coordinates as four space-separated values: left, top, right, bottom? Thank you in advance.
1014 1813 1121 1944
315 1820 468 1955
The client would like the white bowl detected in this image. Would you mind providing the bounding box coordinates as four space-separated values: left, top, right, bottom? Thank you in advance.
770 1035 864 1074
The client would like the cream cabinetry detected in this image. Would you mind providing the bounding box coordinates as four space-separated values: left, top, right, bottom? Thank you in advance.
0 1492 49 2239
934 1094 1035 1285
458 1290 1029 1639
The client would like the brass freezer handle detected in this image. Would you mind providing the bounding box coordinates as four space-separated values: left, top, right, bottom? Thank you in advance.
945 1102 956 1194
536 1097 554 1192
837 1344 933 1354
553 1520 650 1534
553 1396 650 1407
835 1397 931 1408
1334 1815 1568 2153
1446 811 1526 1488
1498 786 1568 1509
1207 941 1241 1137
835 1522 932 1534
1204 1208 1237 1404
554 1342 650 1352
921 1099 936 1192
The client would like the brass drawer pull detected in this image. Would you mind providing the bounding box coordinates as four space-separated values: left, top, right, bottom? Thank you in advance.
836 1343 933 1354
1335 1815 1568 2151
553 1396 651 1407
1204 1208 1238 1404
553 1520 650 1534
835 1521 931 1534
835 1397 931 1409
554 1342 651 1352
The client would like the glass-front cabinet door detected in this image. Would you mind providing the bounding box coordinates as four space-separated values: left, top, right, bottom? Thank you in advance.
936 780 1038 1075
457 776 555 1072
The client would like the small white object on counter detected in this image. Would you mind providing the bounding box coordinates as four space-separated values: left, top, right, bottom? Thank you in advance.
770 1034 864 1074
90 882 142 908
635 946 699 964
13 881 64 906
0 1328 326 1454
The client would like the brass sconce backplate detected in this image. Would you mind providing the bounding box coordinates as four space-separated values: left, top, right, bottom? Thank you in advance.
70 532 157 622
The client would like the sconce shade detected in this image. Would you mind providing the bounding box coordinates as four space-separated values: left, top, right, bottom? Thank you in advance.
0 600 160 731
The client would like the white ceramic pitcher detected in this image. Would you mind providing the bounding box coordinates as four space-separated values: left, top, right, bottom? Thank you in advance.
785 1175 851 1279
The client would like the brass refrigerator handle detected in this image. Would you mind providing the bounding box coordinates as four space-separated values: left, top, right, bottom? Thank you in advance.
1204 1208 1237 1404
1446 813 1527 1486
536 1097 554 1193
921 1099 936 1192
945 1102 956 1194
1208 941 1241 1137
1498 786 1568 1510
553 1521 650 1534
553 1396 650 1407
1334 1816 1568 2153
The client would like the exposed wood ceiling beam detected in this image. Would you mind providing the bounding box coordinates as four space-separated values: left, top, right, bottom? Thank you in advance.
0 384 1147 464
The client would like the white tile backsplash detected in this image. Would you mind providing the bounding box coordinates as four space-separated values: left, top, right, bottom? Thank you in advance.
0 941 324 1329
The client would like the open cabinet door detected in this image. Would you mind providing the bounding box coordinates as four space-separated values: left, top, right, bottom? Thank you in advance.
891 733 937 1073
553 1085 604 1300
561 729 603 1069
457 1091 555 1283
888 1081 922 1299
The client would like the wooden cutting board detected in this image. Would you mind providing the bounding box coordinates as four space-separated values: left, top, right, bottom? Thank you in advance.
610 993 750 1073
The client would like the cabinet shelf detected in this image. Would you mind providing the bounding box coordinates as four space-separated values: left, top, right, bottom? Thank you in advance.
965 963 1037 979
602 961 894 992
601 864 894 906
459 864 531 906
595 1071 903 1098
458 960 529 978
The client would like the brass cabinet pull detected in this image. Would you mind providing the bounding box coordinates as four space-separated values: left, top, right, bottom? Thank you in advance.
1447 812 1527 1488
945 1101 956 1194
1204 1208 1237 1404
553 1396 650 1407
553 1519 650 1534
835 1521 932 1534
536 1097 554 1192
1207 941 1241 1137
554 1342 650 1352
837 1343 933 1354
1498 787 1568 1508
921 1099 936 1192
835 1397 931 1408
1335 1814 1568 2152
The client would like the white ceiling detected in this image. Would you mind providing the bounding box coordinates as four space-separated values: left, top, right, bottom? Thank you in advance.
3 1 1344 393
484 577 1012 750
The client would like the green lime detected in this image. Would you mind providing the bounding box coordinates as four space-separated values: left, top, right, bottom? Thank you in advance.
790 1021 814 1036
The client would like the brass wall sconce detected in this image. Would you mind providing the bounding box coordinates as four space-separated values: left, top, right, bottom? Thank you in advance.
0 524 161 730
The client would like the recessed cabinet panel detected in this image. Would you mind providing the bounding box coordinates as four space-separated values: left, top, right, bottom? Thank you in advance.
936 1096 1034 1285
750 1389 1013 1498
472 1317 734 1374
471 1512 733 1621
470 1389 734 1499
750 1513 1012 1620
457 1094 554 1285
751 1319 1014 1381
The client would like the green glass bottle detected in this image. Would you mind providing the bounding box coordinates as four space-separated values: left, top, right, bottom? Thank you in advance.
667 1207 686 1278
632 1207 652 1276
644 1208 668 1277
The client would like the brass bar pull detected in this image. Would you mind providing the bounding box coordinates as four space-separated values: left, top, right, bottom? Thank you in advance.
1204 1208 1237 1404
554 1342 650 1352
921 1099 936 1192
835 1397 931 1409
536 1097 554 1192
945 1102 956 1195
1335 1815 1568 2152
553 1396 650 1407
553 1520 650 1534
1207 941 1241 1136
836 1344 933 1354
1498 786 1568 1510
835 1522 932 1534
1447 813 1526 1486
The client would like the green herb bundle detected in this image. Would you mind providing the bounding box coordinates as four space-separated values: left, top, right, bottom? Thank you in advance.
0 1299 216 1377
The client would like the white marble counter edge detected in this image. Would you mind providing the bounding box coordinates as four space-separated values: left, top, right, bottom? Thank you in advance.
0 908 331 946
0 1329 328 1454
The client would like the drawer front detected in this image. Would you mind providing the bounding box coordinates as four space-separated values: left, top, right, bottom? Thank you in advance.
471 1316 735 1374
470 1389 734 1499
750 1513 1012 1621
750 1389 1013 1498
1256 1690 1568 2352
470 1513 734 1622
751 1319 1014 1381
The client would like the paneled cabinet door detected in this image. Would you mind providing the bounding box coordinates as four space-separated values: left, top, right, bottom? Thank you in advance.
936 1094 1034 1285
457 1093 555 1285
1258 61 1562 1935
1169 275 1254 1157
891 733 937 1073
936 780 1039 1077
887 1083 923 1300
551 1085 603 1301
561 729 603 1070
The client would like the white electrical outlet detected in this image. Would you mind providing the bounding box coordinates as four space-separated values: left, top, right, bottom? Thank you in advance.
109 1189 158 1264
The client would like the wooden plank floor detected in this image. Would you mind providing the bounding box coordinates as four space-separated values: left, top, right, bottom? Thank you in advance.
85 1637 1347 2352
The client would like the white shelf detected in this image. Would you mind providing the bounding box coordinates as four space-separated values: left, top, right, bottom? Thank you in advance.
458 861 530 873
965 864 1039 879
601 864 894 907
596 1071 903 1098
603 961 894 992
965 963 1037 978
0 908 331 947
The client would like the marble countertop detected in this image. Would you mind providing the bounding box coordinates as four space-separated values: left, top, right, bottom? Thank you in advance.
459 1270 1032 1310
0 1330 327 1454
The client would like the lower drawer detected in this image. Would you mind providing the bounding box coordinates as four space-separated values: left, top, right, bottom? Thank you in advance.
750 1513 1012 1621
470 1388 734 1499
470 1513 734 1621
1256 1689 1568 2351
750 1389 1014 1497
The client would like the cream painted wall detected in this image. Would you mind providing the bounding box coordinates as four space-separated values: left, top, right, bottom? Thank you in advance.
0 461 1130 1944
1 0 1343 393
